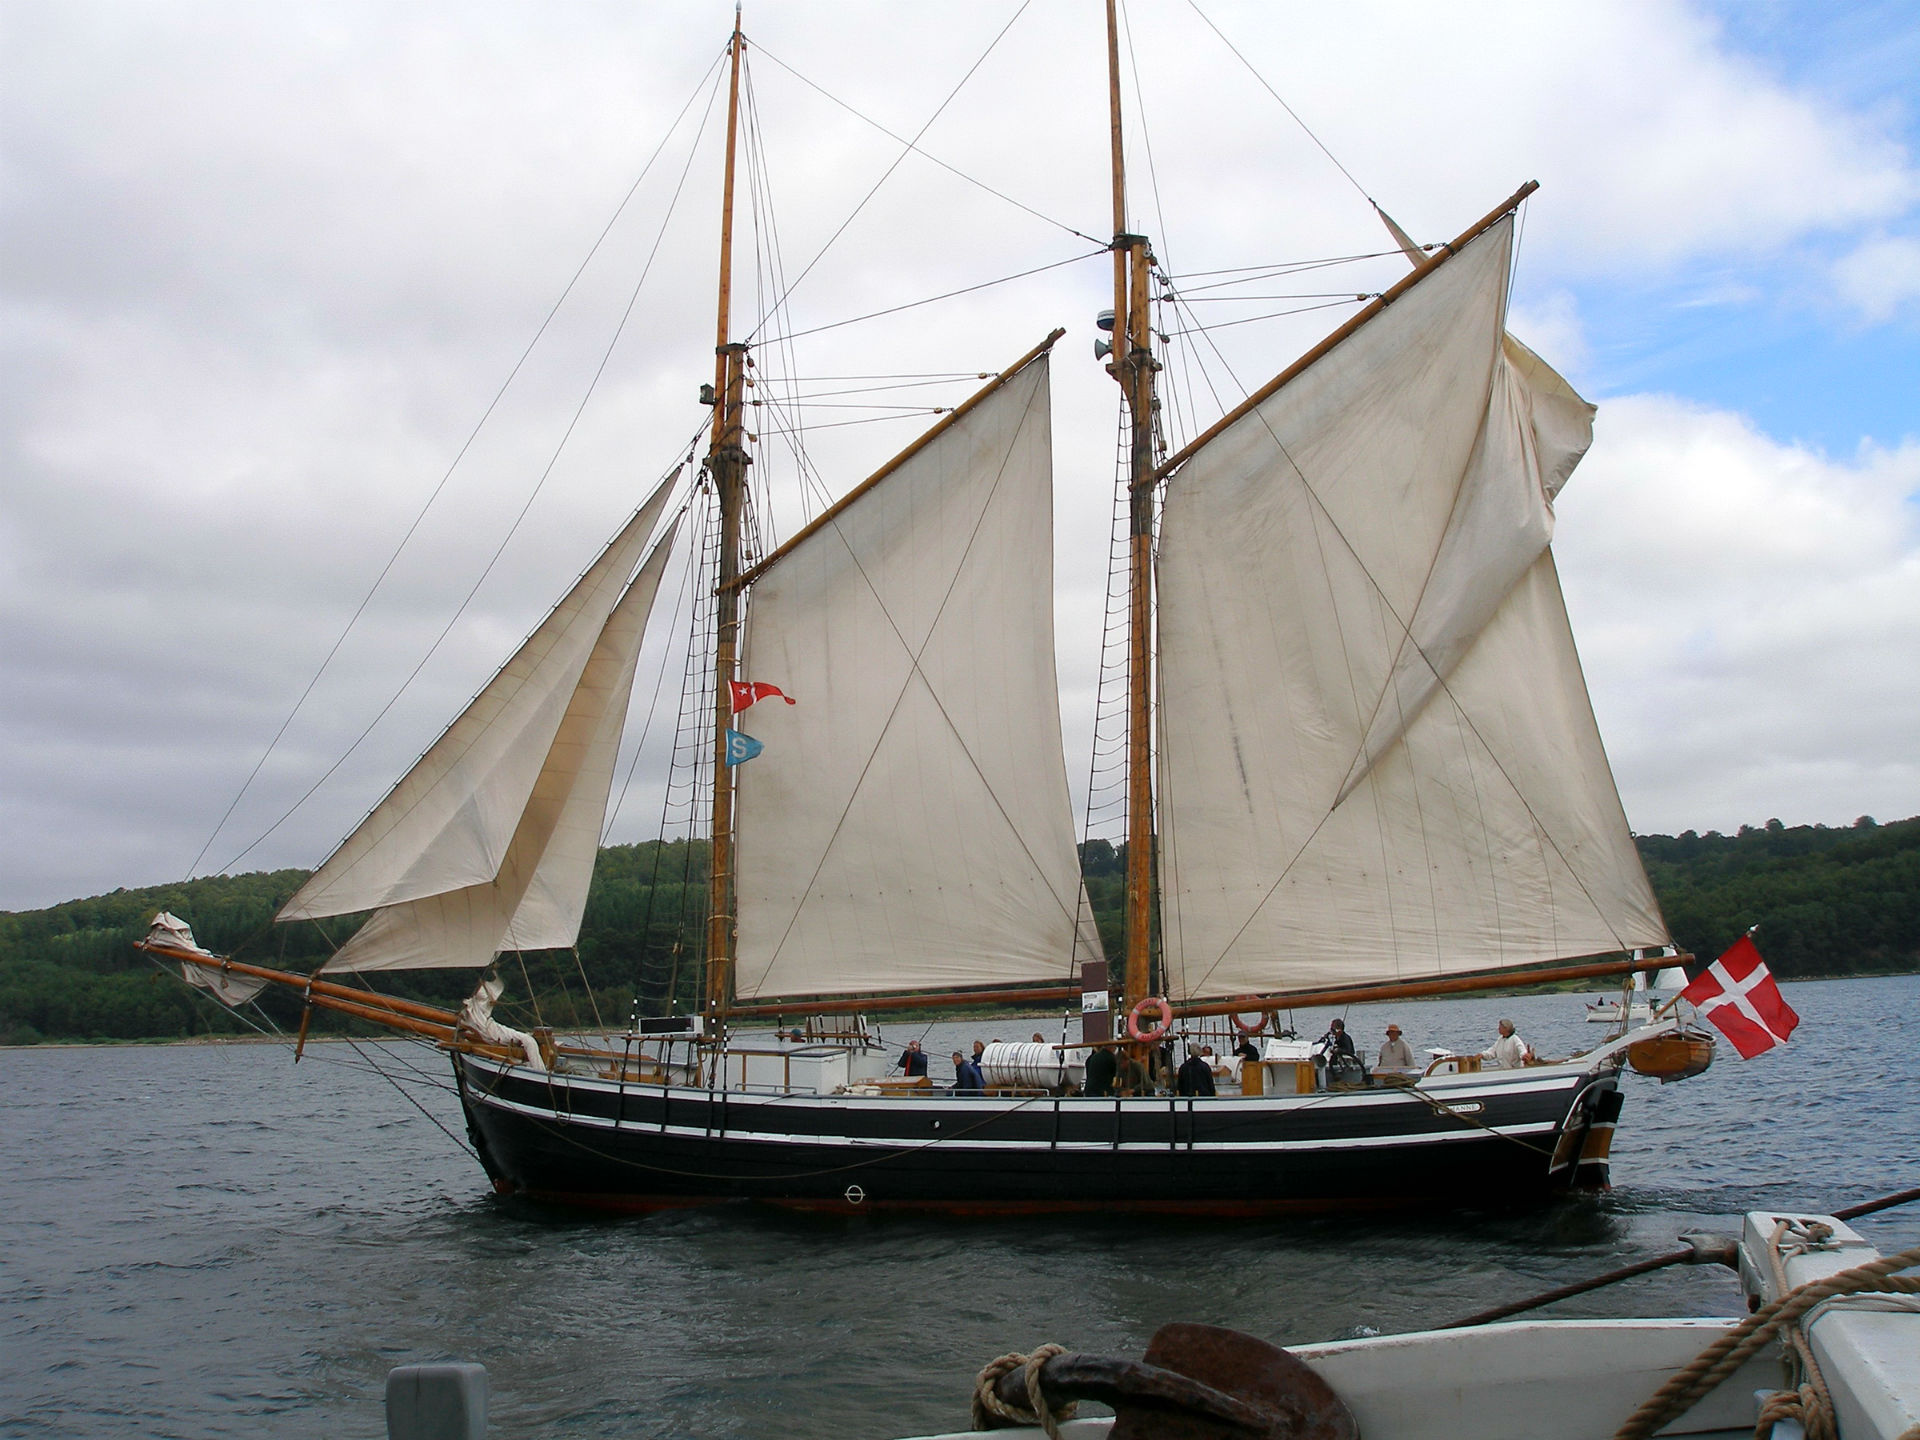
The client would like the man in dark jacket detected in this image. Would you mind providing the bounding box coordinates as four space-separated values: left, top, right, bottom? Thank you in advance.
896 1040 929 1077
951 1050 984 1095
1083 1045 1118 1097
1318 1017 1355 1058
1175 1043 1216 1097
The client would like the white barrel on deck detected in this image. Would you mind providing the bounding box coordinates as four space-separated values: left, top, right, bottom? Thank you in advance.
980 1042 1082 1091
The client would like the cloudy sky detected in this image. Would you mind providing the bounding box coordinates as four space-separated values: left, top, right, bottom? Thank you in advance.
4 0 1917 912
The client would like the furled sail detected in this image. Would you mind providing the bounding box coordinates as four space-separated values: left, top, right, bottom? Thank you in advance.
732 348 1100 999
282 472 677 924
319 515 682 972
1155 215 1669 1000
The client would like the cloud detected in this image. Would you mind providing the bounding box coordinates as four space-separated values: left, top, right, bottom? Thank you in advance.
1507 292 1589 378
1555 396 1920 835
4 1 1919 909
1163 0 1919 276
1833 232 1920 322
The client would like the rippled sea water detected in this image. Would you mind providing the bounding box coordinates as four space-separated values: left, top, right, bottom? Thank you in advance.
2 975 1914 1439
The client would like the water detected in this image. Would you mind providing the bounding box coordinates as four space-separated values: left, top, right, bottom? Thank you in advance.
2 976 1914 1439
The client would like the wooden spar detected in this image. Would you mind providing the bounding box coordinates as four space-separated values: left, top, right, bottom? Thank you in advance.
729 329 1067 591
723 984 1082 1020
293 1000 314 1062
704 14 749 1025
1121 233 1154 1014
1167 953 1690 1020
145 941 547 1055
725 953 1684 1022
1153 179 1540 483
308 994 456 1043
142 942 461 1026
1104 0 1126 340
1105 0 1158 1018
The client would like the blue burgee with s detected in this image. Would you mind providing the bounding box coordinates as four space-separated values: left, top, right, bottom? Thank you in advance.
724 729 764 766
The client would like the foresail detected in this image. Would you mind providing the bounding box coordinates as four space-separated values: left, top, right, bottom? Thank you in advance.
504 516 684 951
321 517 682 972
283 473 677 923
1155 215 1668 1000
732 349 1100 1000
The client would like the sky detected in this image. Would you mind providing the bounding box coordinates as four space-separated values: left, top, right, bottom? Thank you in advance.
3 0 1917 912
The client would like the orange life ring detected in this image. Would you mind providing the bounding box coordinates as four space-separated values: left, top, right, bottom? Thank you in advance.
1232 1009 1268 1036
1126 996 1173 1044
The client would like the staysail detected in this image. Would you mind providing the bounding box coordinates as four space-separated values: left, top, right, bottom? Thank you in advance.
318 518 682 972
1155 214 1669 1000
732 347 1100 1000
279 472 678 966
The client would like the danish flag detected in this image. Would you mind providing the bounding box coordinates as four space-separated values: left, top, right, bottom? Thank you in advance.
729 680 796 714
1679 936 1800 1059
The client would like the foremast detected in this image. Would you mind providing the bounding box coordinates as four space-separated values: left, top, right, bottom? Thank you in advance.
704 11 749 1030
1105 0 1159 1019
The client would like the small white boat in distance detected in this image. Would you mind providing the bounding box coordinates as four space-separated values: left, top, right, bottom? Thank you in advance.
1588 965 1691 1023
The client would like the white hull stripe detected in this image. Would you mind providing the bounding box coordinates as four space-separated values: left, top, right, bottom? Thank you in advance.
469 1088 1559 1153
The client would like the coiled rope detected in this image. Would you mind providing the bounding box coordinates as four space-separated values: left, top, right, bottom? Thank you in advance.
1755 1218 1840 1440
972 1344 1078 1439
1609 1239 1920 1440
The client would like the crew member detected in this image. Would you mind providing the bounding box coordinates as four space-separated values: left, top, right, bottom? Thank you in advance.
1482 1019 1533 1069
895 1039 928 1077
1318 1017 1355 1058
951 1049 984 1094
1377 1024 1414 1070
1084 1045 1118 1098
1175 1043 1216 1097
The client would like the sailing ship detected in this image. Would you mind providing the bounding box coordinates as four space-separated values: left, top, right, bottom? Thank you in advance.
141 7 1714 1213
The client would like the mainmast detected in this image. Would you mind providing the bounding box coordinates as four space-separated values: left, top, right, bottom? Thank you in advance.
705 12 749 1026
1105 0 1158 1015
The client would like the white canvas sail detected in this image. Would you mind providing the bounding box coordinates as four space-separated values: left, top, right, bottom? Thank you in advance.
281 475 677 923
732 351 1100 999
321 516 682 972
1155 216 1669 1000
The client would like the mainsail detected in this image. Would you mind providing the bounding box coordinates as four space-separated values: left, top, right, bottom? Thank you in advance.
279 474 680 971
732 348 1100 999
1155 215 1669 1000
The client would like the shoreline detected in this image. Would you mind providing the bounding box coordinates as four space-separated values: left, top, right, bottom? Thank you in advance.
5 967 1911 1050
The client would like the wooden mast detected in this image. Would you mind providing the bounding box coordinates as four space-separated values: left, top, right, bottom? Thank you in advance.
1106 0 1157 1015
704 10 748 1027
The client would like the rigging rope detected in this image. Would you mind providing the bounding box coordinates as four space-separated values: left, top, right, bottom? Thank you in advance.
207 80 726 880
1181 0 1381 211
754 249 1105 346
1610 1237 1920 1440
187 48 729 880
971 1346 1077 1439
742 0 1041 345
752 43 1100 247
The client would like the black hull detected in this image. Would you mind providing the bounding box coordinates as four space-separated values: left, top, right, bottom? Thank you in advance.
454 1054 1621 1215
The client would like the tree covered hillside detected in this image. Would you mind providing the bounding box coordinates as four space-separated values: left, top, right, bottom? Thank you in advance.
1639 815 1918 976
1 819 1913 1044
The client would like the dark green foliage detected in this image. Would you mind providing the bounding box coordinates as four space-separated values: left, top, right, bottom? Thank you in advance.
0 841 710 1044
1636 815 1919 977
1077 839 1125 960
3 820 1912 1044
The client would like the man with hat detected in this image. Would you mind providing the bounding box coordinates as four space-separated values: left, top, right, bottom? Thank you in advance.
1377 1023 1414 1071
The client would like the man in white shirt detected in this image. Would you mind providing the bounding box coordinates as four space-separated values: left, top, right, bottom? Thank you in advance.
1482 1018 1533 1069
